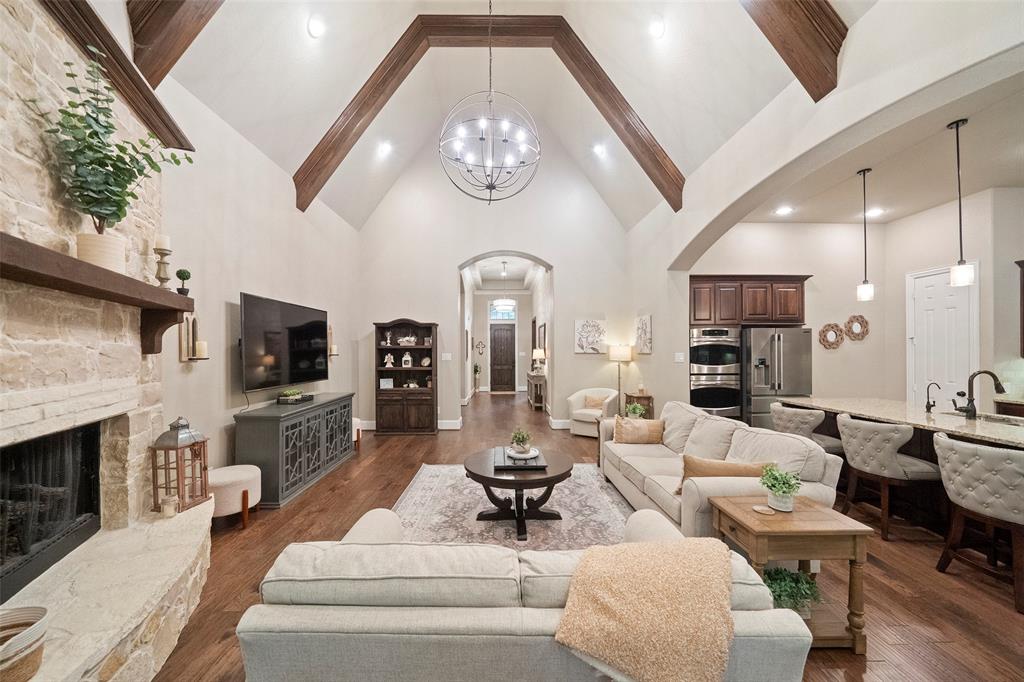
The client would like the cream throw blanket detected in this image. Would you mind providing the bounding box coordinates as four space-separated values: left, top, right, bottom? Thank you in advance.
555 539 734 682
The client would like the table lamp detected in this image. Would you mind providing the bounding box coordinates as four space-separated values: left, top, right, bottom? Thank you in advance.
532 348 545 373
609 345 633 415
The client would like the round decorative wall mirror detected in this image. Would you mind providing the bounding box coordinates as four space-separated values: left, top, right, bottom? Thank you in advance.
818 323 845 350
845 315 870 341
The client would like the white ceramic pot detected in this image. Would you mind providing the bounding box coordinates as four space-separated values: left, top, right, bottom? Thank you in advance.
512 442 531 454
767 492 794 512
76 232 126 273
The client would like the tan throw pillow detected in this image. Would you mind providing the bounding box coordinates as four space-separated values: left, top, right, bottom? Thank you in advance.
584 394 606 409
675 455 769 494
613 415 665 444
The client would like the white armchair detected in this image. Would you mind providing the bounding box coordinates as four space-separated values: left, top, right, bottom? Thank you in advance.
567 388 618 437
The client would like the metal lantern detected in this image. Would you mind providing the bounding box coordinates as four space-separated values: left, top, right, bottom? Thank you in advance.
150 417 210 512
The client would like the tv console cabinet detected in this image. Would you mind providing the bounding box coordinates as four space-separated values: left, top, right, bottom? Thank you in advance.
234 392 354 508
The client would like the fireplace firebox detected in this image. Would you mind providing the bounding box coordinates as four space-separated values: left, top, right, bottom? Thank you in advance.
1 423 101 602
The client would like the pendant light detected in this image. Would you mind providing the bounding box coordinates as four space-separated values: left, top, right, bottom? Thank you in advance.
855 168 875 302
947 118 975 287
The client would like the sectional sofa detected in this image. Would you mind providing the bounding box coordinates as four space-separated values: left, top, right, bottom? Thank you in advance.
237 508 812 681
599 402 843 537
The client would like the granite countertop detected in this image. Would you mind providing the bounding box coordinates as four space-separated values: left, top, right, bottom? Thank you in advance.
780 397 1024 449
994 395 1024 406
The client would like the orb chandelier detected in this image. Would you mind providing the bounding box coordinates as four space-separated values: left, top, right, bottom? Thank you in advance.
438 0 541 203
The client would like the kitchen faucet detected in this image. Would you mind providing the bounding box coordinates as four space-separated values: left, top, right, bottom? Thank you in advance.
925 382 941 413
951 370 1006 420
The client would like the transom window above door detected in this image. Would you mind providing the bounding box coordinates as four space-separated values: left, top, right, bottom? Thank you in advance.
489 299 516 321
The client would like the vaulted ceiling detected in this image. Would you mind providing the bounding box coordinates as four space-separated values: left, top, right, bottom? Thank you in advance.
169 0 877 229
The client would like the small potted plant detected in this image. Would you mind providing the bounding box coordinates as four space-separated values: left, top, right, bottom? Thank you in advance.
473 363 481 388
763 567 820 619
29 47 191 273
625 402 647 419
176 268 191 296
760 463 801 512
510 427 531 454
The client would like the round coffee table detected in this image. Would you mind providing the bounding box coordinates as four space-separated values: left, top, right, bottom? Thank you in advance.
464 448 573 541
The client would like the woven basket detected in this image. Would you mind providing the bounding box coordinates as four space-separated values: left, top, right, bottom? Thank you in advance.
0 607 48 682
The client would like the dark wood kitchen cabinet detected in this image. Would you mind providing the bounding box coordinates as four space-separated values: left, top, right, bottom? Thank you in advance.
690 275 810 325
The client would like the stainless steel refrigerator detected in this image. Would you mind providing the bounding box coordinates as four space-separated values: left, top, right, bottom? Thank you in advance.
742 327 812 428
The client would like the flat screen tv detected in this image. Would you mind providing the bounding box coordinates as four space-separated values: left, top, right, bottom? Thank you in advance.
240 293 328 392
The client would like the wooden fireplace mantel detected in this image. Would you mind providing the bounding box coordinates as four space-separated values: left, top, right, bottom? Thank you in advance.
0 233 193 354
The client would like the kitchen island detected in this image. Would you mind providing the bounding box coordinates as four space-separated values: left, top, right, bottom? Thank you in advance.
781 397 1024 450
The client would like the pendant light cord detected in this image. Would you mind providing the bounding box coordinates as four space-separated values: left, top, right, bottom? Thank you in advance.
487 0 493 103
954 120 964 263
858 168 870 283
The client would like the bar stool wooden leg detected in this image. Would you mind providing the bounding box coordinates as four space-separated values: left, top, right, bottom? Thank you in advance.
842 470 859 515
241 489 249 529
937 507 965 572
880 481 890 541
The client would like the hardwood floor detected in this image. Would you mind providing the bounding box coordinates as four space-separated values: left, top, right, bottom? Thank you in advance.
157 394 1022 681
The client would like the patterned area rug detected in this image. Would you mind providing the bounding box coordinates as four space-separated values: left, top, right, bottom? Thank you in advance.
392 464 634 550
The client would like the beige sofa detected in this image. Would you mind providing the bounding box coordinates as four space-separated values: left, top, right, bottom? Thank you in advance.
237 508 812 681
600 402 843 537
567 387 618 437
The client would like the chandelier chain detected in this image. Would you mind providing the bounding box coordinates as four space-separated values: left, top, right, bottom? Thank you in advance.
487 0 493 102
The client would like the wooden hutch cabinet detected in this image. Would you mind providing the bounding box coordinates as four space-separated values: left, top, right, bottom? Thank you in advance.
374 319 438 434
690 275 810 325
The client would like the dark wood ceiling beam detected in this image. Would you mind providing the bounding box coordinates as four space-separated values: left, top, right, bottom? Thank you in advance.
293 18 429 212
37 0 193 150
292 15 684 213
127 0 225 88
740 0 847 102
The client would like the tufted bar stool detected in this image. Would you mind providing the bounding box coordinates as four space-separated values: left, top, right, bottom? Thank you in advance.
770 403 844 455
934 433 1024 613
837 414 940 540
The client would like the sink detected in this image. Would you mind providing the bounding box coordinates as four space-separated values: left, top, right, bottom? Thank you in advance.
940 411 1024 425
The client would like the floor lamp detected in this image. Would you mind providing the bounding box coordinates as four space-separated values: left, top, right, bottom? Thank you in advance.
608 345 633 416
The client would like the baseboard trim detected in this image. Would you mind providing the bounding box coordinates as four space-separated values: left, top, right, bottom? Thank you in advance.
548 418 571 430
360 420 376 431
478 386 490 392
439 418 462 430
516 385 527 392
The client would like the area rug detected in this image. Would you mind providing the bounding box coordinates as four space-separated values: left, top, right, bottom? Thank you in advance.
392 464 634 550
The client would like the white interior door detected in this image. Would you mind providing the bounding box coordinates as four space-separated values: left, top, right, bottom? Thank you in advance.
907 269 974 411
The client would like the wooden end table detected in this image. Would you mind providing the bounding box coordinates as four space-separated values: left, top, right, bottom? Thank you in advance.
464 448 573 541
624 392 654 419
710 496 873 654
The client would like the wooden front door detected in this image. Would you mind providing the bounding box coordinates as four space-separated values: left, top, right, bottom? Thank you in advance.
490 324 516 392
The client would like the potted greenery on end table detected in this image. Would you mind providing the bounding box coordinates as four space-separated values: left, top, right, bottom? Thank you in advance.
763 567 821 619
760 463 801 512
29 46 191 273
625 402 647 419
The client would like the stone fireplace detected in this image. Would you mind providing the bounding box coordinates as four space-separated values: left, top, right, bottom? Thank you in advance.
0 0 211 679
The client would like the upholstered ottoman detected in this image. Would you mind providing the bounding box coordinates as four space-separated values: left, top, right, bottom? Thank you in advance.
209 464 261 528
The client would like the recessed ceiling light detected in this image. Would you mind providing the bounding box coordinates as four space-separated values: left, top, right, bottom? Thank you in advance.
376 141 392 158
592 144 607 159
307 14 326 39
773 205 794 216
648 15 666 39
865 207 885 218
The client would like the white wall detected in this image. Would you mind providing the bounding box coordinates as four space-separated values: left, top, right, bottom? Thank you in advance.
158 78 360 467
692 222 887 399
354 129 632 425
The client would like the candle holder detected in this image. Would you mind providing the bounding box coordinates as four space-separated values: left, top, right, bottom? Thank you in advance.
154 247 172 289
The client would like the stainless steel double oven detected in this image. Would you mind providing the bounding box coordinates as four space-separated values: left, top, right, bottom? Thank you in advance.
689 327 742 418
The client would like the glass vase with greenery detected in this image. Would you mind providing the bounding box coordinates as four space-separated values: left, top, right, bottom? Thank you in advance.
760 463 801 512
30 46 191 234
763 568 820 618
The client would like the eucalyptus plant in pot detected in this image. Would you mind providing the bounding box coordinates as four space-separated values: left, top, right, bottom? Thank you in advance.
760 463 801 512
30 46 191 273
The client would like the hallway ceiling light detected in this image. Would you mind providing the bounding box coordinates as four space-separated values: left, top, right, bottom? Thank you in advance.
865 207 885 218
947 118 975 287
855 168 875 302
773 205 794 216
648 15 666 39
492 298 515 312
592 144 607 159
500 260 508 277
306 14 326 38
438 0 541 204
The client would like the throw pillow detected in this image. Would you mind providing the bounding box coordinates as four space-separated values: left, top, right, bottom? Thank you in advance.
660 402 705 453
613 415 665 444
584 394 606 409
675 455 769 494
681 415 745 460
